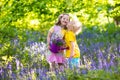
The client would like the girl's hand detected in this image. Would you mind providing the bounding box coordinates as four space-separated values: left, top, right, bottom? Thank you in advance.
70 53 76 58
70 54 74 58
47 44 50 49
59 50 64 53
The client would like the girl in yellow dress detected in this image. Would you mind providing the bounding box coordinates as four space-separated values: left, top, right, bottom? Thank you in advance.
64 20 82 69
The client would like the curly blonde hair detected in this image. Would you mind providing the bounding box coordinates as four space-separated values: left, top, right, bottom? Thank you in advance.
68 20 82 35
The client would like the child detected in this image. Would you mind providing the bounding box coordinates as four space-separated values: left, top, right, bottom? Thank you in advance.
47 13 70 72
64 20 82 69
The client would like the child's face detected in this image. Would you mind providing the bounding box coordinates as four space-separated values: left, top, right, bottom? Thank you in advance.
60 15 69 26
67 22 74 31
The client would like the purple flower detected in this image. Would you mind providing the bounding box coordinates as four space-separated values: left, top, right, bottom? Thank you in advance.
81 69 88 74
0 67 3 75
52 38 65 46
49 38 68 53
7 62 12 70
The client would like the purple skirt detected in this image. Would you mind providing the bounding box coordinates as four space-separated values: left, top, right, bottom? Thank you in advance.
47 52 65 64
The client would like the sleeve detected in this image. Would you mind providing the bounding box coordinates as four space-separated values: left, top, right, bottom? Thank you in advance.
67 31 75 42
49 26 54 33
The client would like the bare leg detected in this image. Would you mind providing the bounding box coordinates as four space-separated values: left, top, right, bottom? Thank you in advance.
49 62 55 72
58 63 65 72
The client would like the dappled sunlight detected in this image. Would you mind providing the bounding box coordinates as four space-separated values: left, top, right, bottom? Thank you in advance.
108 0 114 6
30 19 40 26
24 11 39 29
49 8 58 14
0 0 5 7
11 11 40 30
29 19 40 30
2 56 13 64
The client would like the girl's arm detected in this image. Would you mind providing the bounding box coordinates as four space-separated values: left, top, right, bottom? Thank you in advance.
70 41 75 58
47 27 54 48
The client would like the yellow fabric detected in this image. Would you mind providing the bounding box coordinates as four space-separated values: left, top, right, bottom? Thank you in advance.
65 31 80 58
61 28 66 37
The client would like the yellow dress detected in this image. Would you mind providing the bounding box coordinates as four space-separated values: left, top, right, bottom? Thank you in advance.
65 30 80 58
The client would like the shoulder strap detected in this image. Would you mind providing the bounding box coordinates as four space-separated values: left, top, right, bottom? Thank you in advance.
49 26 54 33
63 30 67 40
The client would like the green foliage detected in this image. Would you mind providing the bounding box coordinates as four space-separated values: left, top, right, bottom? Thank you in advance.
109 1 120 20
63 68 120 80
0 0 119 41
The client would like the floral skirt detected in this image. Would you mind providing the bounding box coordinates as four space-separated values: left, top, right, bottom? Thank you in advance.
47 52 65 64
